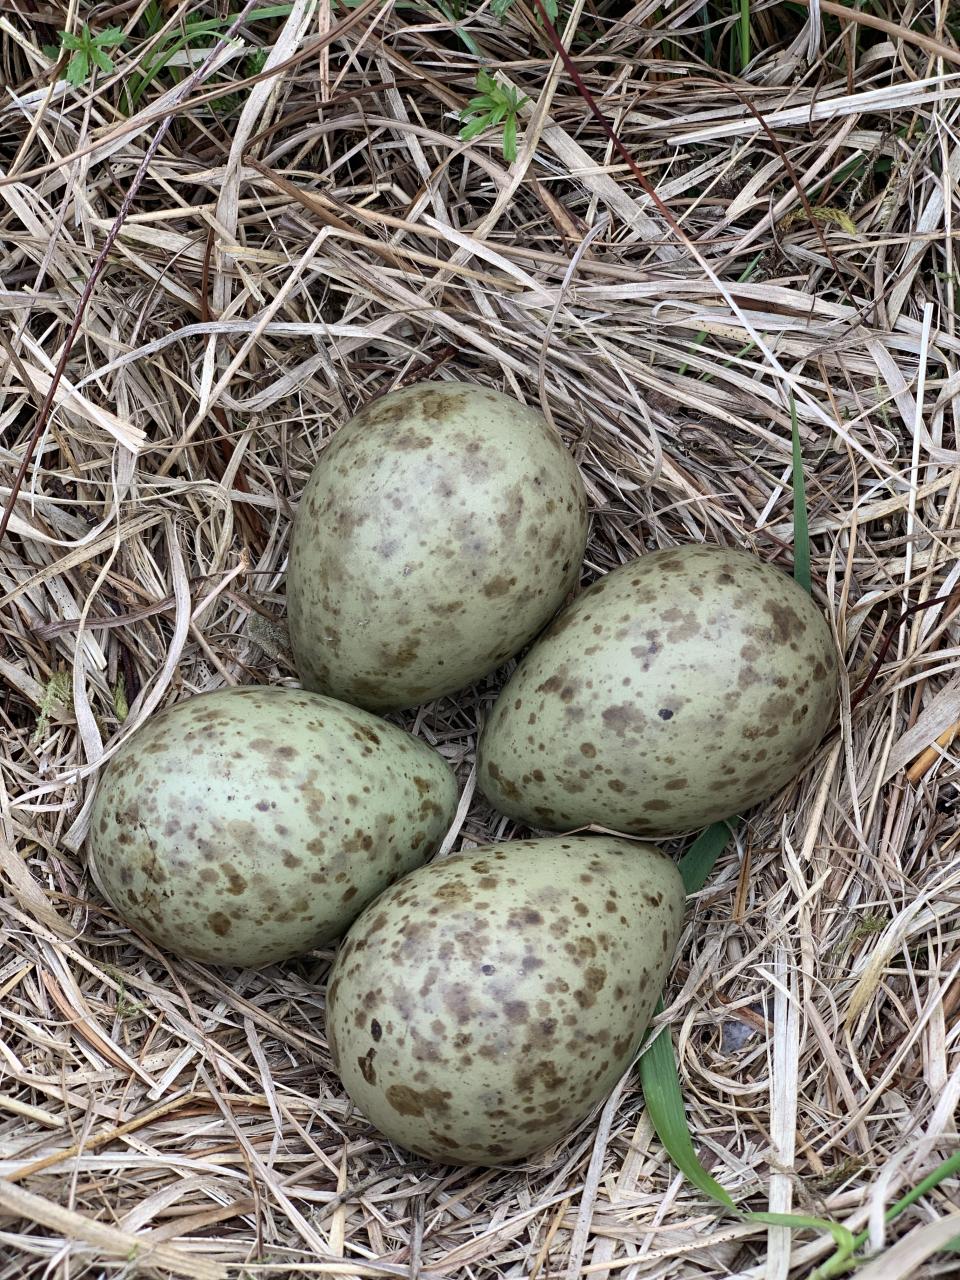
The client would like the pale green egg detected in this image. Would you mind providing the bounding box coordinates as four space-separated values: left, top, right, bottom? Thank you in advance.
89 686 457 966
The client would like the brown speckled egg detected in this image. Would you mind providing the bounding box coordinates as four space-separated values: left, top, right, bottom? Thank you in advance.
325 835 683 1165
286 381 588 711
478 546 838 836
88 687 457 967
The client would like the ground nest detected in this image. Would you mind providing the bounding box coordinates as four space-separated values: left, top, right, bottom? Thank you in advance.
1 1 959 1276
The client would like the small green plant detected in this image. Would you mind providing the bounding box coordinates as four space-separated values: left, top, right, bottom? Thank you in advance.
123 5 292 110
114 976 145 1021
34 671 72 743
459 70 528 164
209 48 270 115
850 911 887 939
112 677 129 724
56 24 126 87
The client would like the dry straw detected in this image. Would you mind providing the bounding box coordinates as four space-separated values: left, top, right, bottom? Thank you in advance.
1 0 959 1276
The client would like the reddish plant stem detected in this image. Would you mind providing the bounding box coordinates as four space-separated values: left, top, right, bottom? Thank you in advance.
530 2 859 310
528 0 686 241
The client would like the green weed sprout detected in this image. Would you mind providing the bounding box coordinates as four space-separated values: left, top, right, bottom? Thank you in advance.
57 24 125 87
459 69 528 164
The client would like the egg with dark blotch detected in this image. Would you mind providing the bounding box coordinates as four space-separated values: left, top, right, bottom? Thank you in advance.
286 381 588 712
477 546 838 837
88 687 457 967
325 835 683 1166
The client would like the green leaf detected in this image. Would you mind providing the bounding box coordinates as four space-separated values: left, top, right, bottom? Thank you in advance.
66 51 89 86
678 821 734 894
790 396 811 595
503 113 518 162
459 117 491 142
638 1011 737 1210
57 21 125 85
92 47 115 74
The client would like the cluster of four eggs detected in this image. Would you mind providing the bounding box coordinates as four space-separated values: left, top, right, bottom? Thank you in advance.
89 382 837 1164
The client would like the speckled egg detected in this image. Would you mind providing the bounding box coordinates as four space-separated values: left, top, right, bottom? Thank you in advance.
286 381 588 711
88 687 457 966
478 546 838 836
326 835 683 1165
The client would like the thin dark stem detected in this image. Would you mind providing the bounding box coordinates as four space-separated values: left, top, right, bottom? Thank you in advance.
527 0 686 240
849 591 960 712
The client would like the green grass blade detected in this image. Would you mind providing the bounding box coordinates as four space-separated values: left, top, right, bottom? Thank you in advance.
738 0 750 70
127 5 294 108
638 821 736 1207
142 0 164 35
678 820 733 894
790 396 811 595
748 1212 855 1253
638 1009 737 1210
701 3 713 64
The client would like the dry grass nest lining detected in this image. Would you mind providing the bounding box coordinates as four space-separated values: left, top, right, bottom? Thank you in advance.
1 0 960 1276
